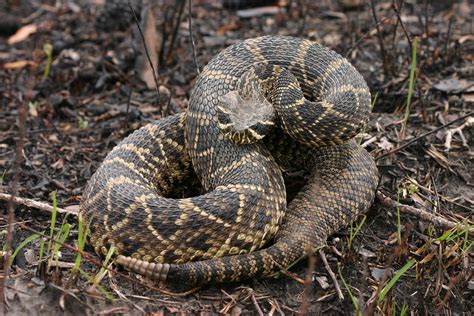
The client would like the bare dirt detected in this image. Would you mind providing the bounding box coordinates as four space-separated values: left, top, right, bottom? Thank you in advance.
1 0 472 315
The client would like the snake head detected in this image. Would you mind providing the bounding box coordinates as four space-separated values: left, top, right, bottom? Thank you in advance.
217 85 275 145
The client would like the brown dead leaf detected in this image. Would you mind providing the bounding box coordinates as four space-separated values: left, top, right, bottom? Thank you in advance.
419 251 436 264
462 93 474 103
2 60 37 69
150 309 165 316
51 158 64 170
136 8 162 90
217 20 240 35
8 24 38 45
433 78 474 94
376 136 394 151
459 35 474 44
426 145 451 169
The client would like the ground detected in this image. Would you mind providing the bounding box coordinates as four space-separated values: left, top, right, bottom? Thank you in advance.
0 0 473 315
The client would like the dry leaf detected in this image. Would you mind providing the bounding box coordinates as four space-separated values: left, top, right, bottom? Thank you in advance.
462 93 474 102
376 136 394 151
2 60 37 69
433 78 474 94
136 8 161 90
8 24 38 45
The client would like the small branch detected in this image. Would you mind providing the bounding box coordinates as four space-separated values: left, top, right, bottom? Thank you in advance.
376 191 474 234
443 17 454 64
370 0 390 77
166 0 186 65
376 112 473 160
2 75 31 307
188 0 200 74
391 0 412 48
345 14 394 58
128 1 162 116
319 250 344 300
251 291 264 316
299 251 316 314
0 193 78 216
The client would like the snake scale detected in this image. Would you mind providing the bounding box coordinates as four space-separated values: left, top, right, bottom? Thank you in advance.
80 36 379 285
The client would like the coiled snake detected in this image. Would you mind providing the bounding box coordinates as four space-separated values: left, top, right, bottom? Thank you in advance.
80 36 379 285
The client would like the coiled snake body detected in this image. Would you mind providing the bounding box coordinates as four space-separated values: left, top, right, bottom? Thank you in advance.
80 36 379 285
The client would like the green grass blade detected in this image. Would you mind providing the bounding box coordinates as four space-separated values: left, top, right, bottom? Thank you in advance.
404 38 419 125
38 238 45 266
74 214 92 272
93 245 116 284
349 215 366 250
378 259 416 303
51 223 71 262
400 303 409 316
46 191 58 256
78 268 114 301
8 234 40 267
338 264 360 314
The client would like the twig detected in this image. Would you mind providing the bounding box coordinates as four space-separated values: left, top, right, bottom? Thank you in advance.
376 112 473 160
299 251 316 314
128 1 162 116
296 0 309 36
166 0 186 65
345 14 395 58
188 0 200 74
376 191 474 234
370 0 390 77
2 75 31 308
124 84 133 129
319 250 344 300
443 16 454 64
270 257 305 284
391 0 412 48
0 193 78 216
251 291 264 316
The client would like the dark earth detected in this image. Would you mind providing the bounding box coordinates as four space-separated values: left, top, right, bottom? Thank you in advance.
1 0 473 314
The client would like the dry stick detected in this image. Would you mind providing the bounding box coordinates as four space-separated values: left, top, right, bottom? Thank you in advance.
188 0 200 74
370 0 390 77
319 250 344 300
1 82 30 309
166 0 186 65
124 85 133 129
128 1 162 116
423 0 429 35
376 191 474 234
299 251 316 314
345 14 395 58
443 17 454 64
251 291 264 316
376 112 474 160
296 0 309 36
0 193 77 216
391 0 412 48
16 223 200 298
